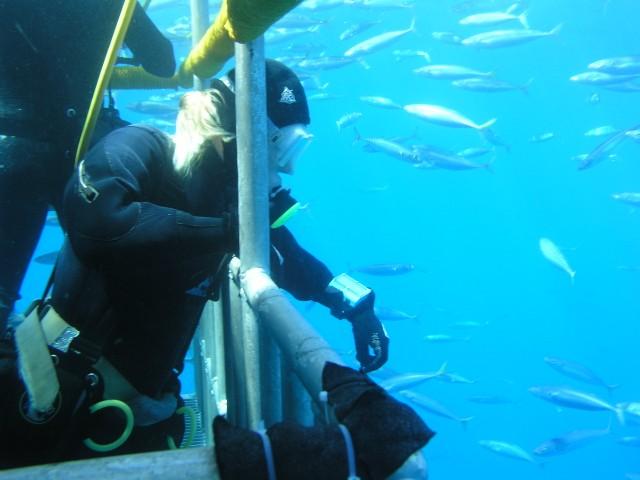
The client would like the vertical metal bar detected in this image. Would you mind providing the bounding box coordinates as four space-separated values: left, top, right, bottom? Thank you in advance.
234 40 269 429
189 0 210 90
195 300 227 446
235 42 269 271
189 0 214 446
260 332 282 426
224 273 247 427
194 305 214 445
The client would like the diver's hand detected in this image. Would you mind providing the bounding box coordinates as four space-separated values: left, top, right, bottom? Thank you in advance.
348 307 389 373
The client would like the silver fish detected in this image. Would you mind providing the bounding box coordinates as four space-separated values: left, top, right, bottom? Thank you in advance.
544 356 618 392
414 146 493 171
589 56 640 75
298 55 362 72
404 104 496 130
459 5 529 28
570 71 640 86
359 96 402 110
462 24 562 48
400 390 473 426
392 49 431 62
339 20 381 41
529 386 624 424
612 192 640 207
336 112 363 131
626 129 640 141
539 238 575 282
456 146 495 158
356 133 420 163
452 77 531 94
529 132 555 143
533 425 610 457
585 125 619 137
478 440 537 464
344 18 415 57
379 363 447 392
413 64 493 80
578 125 640 170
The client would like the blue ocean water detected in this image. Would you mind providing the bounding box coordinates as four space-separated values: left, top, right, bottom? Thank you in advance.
18 0 640 478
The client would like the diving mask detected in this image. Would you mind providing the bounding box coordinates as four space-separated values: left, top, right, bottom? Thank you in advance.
268 120 313 173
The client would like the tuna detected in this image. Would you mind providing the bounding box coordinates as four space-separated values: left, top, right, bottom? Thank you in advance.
344 18 415 57
543 356 618 392
404 104 496 130
478 440 537 464
533 425 610 457
400 390 473 427
539 237 575 282
459 5 529 29
612 192 640 207
462 24 562 48
379 363 447 392
413 64 493 80
529 386 625 424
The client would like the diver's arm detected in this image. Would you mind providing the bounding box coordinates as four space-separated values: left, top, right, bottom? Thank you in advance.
124 4 176 77
65 128 229 263
271 227 389 373
270 226 335 303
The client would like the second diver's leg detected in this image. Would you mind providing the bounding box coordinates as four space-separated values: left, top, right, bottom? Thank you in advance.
0 137 52 335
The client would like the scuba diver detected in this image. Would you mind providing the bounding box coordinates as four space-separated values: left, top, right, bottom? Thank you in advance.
0 59 395 469
0 0 176 336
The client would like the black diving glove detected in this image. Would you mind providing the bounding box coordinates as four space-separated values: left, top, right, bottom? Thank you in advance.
348 299 389 374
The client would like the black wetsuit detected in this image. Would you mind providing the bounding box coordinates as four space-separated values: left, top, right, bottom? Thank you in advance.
52 125 335 398
0 0 175 330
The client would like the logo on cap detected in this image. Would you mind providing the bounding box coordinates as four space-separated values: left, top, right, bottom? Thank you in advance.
279 87 296 105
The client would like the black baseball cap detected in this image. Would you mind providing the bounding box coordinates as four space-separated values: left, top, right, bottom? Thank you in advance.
224 59 310 128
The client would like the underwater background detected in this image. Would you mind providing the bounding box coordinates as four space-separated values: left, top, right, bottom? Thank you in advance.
20 0 639 478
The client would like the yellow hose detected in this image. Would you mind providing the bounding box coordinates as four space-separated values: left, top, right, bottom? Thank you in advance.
111 66 183 90
226 0 301 42
177 0 302 87
74 0 138 167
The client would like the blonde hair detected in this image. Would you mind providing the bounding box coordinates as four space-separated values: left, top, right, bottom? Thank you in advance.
172 89 235 174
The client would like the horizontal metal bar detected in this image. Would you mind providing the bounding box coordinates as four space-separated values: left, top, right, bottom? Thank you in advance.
0 447 219 480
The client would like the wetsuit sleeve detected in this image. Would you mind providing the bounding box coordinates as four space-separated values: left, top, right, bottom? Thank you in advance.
64 127 228 264
270 227 336 306
124 4 176 77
